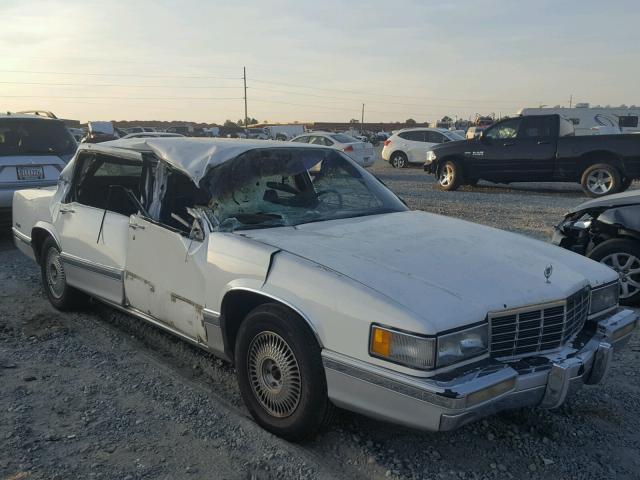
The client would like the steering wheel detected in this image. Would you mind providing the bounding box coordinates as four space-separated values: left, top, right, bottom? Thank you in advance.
316 189 343 209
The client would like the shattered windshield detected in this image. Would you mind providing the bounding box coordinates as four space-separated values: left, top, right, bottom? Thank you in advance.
200 147 407 231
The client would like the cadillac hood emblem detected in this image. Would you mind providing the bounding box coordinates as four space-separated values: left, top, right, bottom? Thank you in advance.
544 264 553 283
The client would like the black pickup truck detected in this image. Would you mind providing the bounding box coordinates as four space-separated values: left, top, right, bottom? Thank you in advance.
424 114 640 197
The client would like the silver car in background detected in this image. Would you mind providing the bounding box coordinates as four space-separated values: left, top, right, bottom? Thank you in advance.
0 112 76 227
291 132 375 167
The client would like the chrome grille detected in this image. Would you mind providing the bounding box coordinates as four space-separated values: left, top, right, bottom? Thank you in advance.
489 288 590 359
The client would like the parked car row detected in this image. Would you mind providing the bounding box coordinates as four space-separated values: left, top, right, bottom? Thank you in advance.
10 136 638 442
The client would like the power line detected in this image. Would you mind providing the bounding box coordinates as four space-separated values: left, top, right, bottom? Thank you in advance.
250 86 523 110
250 78 534 104
0 81 241 89
0 69 242 80
0 95 243 100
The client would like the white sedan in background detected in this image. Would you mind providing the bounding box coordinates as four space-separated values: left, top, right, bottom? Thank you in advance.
382 128 464 168
122 132 185 139
291 132 375 167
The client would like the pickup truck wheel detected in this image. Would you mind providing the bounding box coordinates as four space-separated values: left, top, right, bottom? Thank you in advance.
437 160 462 191
390 152 407 168
581 164 621 197
40 237 88 310
235 303 334 441
588 239 640 306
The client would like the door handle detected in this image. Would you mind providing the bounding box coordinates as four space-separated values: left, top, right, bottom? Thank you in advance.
537 140 550 145
128 223 145 230
59 207 75 214
503 142 515 147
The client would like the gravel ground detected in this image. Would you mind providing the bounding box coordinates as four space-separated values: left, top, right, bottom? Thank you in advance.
1 154 639 480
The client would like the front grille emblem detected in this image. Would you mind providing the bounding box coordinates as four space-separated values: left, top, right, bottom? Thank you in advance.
544 264 553 284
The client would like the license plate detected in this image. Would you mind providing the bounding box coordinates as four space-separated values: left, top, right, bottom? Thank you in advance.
17 166 44 181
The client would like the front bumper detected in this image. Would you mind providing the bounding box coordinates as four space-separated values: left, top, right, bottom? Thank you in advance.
323 308 638 432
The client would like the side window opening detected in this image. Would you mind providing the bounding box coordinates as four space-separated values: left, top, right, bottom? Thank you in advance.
70 153 144 217
158 169 211 234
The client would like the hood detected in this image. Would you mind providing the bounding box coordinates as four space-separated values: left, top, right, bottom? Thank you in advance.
568 189 640 213
242 211 617 332
430 138 475 154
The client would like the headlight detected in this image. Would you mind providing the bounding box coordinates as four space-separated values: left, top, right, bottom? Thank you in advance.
590 282 619 315
370 325 436 369
425 150 437 163
437 324 489 368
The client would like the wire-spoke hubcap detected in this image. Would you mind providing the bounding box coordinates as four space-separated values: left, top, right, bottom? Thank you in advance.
247 331 301 418
602 252 640 299
45 247 66 299
587 169 613 195
439 165 454 186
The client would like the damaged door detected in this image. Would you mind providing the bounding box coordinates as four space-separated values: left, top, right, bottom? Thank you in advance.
124 214 208 342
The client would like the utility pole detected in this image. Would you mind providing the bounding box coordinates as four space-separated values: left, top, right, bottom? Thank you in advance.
569 94 573 108
243 66 248 135
361 103 365 134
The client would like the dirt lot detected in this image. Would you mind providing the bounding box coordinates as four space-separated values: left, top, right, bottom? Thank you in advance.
1 158 639 480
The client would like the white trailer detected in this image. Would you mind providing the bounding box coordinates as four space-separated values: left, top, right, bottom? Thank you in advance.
262 124 305 140
519 104 640 135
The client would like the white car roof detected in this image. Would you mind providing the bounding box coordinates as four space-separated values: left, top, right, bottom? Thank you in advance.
75 137 330 184
121 132 185 139
0 113 59 120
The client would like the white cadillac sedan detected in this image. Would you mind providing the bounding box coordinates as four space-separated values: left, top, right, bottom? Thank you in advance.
11 138 638 441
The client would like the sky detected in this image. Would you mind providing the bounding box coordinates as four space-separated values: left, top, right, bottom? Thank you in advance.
1 0 638 124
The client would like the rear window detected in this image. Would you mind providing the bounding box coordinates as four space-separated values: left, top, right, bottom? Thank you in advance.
559 117 575 137
0 118 77 157
330 134 358 143
619 116 638 128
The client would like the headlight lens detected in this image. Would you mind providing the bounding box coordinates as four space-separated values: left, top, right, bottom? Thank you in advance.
437 324 489 368
370 326 436 369
425 150 437 163
590 282 619 315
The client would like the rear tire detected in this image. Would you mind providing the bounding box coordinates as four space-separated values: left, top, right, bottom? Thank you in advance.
40 237 88 310
581 163 621 198
588 239 640 306
234 303 334 441
390 152 408 168
437 160 463 191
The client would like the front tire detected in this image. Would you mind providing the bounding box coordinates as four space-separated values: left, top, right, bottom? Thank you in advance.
40 237 88 310
390 152 408 168
234 303 334 441
437 160 463 191
581 163 621 198
588 239 640 306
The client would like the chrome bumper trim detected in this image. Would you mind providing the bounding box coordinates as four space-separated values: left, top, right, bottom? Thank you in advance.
12 227 31 245
323 308 638 432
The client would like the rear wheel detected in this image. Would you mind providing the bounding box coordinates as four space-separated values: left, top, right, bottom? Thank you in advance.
390 152 408 168
588 239 640 306
234 303 334 441
437 160 463 191
581 163 621 198
40 237 88 310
